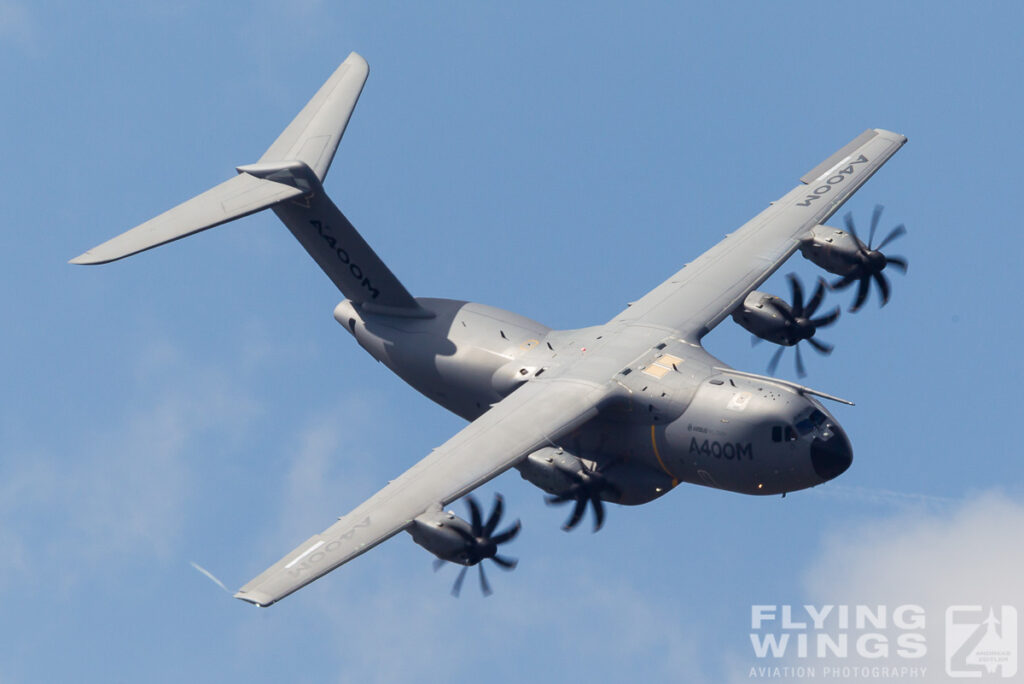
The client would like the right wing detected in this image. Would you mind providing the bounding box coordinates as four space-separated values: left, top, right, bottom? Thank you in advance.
235 376 608 607
613 128 907 339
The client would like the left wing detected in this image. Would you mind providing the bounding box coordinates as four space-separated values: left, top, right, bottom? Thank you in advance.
235 376 607 606
614 128 907 339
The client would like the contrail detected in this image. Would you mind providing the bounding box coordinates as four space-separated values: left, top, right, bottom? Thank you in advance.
190 561 229 593
811 484 958 508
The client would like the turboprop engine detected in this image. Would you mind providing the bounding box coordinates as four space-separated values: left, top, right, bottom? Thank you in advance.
731 274 840 376
799 206 908 312
515 446 674 531
408 495 520 596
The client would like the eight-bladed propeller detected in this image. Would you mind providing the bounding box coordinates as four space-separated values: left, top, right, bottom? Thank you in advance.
762 274 841 378
435 494 520 597
833 205 908 312
545 461 622 532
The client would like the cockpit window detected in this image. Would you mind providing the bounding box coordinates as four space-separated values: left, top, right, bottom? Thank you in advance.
795 409 829 435
795 417 814 436
793 408 834 440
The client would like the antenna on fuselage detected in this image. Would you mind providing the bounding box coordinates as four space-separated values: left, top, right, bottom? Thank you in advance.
711 367 854 406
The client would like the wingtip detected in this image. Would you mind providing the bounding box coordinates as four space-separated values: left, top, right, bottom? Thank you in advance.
69 252 100 265
233 590 273 608
342 51 369 77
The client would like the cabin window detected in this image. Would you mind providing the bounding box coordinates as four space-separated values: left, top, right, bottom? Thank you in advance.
772 425 798 442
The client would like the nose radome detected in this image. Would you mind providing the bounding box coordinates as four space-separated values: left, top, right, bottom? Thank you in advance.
810 425 853 481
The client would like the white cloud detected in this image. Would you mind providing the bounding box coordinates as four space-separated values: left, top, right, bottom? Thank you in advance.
733 491 1024 681
271 560 715 684
266 394 387 551
0 343 262 596
806 490 1024 600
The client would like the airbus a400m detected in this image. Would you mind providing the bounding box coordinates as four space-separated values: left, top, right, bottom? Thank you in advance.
72 53 908 605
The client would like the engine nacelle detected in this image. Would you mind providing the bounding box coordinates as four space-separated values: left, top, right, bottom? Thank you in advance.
515 446 584 495
732 290 795 346
516 446 674 506
408 504 475 563
799 224 862 276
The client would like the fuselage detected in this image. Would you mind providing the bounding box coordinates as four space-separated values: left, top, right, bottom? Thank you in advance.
334 297 852 505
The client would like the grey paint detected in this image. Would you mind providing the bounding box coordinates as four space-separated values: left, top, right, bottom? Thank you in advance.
70 54 906 607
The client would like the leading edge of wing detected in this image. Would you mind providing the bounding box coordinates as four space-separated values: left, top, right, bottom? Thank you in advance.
614 128 907 338
234 377 608 607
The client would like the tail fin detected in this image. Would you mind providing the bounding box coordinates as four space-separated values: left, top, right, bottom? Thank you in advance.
70 53 428 317
256 51 368 181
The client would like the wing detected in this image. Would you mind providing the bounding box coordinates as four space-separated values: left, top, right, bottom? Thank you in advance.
614 128 907 339
234 376 607 607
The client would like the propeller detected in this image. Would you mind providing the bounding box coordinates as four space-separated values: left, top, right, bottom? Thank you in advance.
545 461 622 532
765 274 841 378
438 494 520 597
833 205 908 312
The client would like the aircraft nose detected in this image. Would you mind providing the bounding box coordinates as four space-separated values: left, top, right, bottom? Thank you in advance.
810 425 853 481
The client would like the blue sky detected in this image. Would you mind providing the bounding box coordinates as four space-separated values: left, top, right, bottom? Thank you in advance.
3 2 1023 682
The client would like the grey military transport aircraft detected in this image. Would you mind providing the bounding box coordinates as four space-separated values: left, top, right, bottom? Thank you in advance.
72 53 908 606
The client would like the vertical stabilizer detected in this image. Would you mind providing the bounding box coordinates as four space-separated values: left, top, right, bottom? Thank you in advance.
258 52 369 181
71 53 429 317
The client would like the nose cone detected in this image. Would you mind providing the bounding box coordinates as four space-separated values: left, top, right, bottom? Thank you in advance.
810 425 853 481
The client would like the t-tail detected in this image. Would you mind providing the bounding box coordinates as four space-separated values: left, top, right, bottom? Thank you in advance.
70 52 430 318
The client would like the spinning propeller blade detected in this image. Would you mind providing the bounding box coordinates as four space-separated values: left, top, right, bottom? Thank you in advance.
835 205 908 312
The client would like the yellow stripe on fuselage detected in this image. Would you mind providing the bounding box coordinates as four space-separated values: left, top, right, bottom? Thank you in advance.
650 424 679 487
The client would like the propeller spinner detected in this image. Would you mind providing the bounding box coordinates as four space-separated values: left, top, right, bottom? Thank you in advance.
435 494 520 597
545 461 622 532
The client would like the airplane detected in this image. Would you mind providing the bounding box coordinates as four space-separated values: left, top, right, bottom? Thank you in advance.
71 53 908 606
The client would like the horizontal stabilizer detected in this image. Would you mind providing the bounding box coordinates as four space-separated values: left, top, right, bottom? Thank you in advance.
69 173 303 264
